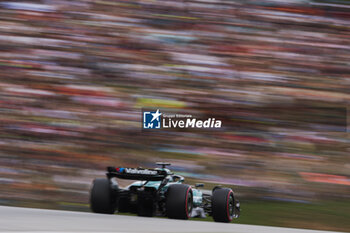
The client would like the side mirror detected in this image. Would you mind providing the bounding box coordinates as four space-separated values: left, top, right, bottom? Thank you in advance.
195 183 204 188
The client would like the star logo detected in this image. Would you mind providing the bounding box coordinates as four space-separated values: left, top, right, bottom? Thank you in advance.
143 109 162 129
151 109 162 122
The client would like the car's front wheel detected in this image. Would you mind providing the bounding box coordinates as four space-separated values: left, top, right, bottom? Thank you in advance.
166 184 193 219
90 178 116 214
212 188 235 222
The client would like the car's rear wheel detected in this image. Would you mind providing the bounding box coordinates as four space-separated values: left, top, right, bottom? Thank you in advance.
90 178 116 214
166 184 193 220
212 188 235 222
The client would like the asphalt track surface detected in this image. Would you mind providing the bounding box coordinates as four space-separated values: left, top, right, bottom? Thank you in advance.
0 206 343 233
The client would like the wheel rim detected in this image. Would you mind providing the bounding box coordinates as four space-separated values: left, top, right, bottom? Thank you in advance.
187 191 193 217
228 195 234 218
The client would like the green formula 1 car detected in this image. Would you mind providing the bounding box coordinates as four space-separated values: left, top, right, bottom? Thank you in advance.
90 162 240 222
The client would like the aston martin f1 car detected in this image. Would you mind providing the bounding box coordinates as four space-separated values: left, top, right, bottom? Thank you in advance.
90 162 240 222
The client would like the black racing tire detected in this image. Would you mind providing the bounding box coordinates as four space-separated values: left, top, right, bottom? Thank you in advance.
212 188 235 223
90 178 116 214
166 184 193 220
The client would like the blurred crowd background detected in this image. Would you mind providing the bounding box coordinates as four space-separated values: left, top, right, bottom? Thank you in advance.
0 0 349 231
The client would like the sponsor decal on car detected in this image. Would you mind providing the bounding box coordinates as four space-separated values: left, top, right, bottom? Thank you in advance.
116 167 125 173
123 168 158 175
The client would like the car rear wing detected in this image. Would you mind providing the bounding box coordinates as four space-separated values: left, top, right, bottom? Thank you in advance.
107 167 167 181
